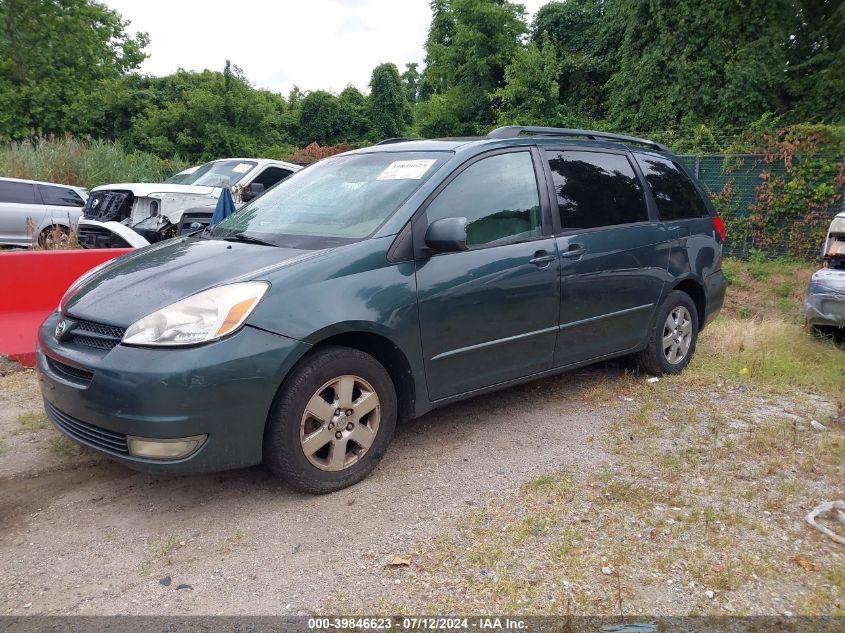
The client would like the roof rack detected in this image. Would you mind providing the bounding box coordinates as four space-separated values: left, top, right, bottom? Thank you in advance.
375 137 421 145
486 126 671 153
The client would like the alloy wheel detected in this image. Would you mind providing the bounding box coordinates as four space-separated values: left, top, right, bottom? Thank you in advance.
662 306 693 364
299 374 381 472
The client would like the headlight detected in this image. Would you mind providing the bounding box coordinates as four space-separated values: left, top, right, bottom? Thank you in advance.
59 260 115 312
122 282 269 346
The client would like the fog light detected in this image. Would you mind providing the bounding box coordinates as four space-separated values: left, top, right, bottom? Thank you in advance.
126 434 207 459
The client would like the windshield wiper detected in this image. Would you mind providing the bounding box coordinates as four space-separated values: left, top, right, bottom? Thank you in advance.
222 232 278 247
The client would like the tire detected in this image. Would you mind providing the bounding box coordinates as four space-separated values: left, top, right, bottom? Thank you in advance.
38 225 68 249
264 346 397 494
636 290 700 376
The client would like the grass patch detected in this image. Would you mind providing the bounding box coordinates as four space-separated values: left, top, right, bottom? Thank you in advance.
47 435 83 457
690 318 844 399
17 410 50 431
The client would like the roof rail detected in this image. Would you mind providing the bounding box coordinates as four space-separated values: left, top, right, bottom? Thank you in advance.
375 137 420 145
486 126 671 153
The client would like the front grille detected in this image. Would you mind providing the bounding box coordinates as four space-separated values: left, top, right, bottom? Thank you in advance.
83 190 134 222
47 357 94 384
45 401 128 455
71 319 125 351
177 211 213 236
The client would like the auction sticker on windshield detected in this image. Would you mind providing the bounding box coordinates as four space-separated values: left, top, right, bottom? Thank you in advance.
377 159 436 180
233 163 253 174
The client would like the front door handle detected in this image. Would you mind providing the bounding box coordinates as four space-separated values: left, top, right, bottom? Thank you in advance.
560 244 586 259
529 251 556 267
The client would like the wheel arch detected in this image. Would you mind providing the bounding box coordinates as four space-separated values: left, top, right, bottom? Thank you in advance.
670 277 706 331
305 330 418 423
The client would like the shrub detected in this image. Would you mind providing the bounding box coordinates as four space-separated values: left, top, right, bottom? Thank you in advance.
0 135 188 189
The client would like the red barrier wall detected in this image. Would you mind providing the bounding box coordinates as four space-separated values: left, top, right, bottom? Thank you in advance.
0 249 133 366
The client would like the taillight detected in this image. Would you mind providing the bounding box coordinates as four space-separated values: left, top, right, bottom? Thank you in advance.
712 216 726 241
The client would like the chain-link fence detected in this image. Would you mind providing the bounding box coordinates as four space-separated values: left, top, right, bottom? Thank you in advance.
677 153 844 260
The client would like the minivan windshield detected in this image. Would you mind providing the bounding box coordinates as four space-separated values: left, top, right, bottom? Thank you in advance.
165 160 258 187
211 151 449 246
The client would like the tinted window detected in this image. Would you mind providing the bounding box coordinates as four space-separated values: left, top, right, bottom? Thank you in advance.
39 185 84 207
251 167 294 190
427 152 542 247
0 180 36 204
547 151 647 229
635 154 708 220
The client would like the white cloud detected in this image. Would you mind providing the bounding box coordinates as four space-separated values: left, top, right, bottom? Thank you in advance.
104 0 547 97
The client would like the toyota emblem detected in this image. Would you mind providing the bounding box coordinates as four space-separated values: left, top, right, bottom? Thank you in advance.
54 320 67 339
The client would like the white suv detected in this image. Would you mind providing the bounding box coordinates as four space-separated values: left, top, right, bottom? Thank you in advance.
0 177 88 247
78 158 301 248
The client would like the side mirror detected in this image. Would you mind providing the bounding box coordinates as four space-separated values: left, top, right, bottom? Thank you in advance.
242 182 265 202
424 217 468 253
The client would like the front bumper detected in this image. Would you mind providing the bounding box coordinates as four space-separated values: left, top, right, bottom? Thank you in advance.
37 311 309 475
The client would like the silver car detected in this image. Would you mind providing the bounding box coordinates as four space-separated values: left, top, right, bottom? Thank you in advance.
0 177 88 246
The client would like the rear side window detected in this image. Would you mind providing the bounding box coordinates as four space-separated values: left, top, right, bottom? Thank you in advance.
0 180 36 204
634 154 707 220
251 167 294 191
546 151 647 229
426 151 542 248
39 184 84 207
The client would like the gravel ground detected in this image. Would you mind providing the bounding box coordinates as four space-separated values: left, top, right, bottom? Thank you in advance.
0 363 614 615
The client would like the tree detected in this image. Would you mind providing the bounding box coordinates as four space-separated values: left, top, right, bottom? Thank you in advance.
296 90 342 146
337 85 371 141
130 66 291 161
606 0 795 131
496 32 560 125
369 63 410 140
418 0 527 135
401 62 421 103
530 0 624 123
0 0 148 139
785 0 845 122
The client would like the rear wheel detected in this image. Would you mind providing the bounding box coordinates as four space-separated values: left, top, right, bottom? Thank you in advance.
636 290 699 375
38 225 69 249
264 346 396 493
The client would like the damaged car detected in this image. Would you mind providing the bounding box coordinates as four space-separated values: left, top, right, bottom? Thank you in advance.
78 158 300 248
805 210 845 333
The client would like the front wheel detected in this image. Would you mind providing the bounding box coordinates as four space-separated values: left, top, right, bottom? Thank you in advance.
636 290 700 375
264 346 397 493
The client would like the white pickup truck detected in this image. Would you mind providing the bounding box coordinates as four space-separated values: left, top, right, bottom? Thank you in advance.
78 158 301 248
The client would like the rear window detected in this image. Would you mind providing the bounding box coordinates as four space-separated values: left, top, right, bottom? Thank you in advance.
545 150 648 229
0 180 36 204
634 155 708 220
39 184 85 207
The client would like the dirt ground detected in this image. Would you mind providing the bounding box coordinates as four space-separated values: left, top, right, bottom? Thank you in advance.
0 362 612 615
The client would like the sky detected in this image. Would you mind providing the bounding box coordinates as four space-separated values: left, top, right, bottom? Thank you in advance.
102 0 547 97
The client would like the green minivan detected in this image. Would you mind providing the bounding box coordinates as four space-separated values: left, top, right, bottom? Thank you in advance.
38 127 726 493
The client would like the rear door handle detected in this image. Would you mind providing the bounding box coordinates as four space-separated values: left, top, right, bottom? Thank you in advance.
529 251 557 267
560 245 586 259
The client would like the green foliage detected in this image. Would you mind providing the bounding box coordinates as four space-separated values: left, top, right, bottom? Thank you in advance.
130 66 292 161
401 63 421 104
704 123 845 259
296 90 342 146
368 63 410 140
531 0 623 123
0 136 187 188
419 0 527 134
496 32 560 125
0 0 148 139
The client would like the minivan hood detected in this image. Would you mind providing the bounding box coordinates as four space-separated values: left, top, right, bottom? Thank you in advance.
64 238 322 326
90 183 218 197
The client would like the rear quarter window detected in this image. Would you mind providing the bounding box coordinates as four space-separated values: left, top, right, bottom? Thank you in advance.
634 154 708 220
0 180 37 204
39 184 85 207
